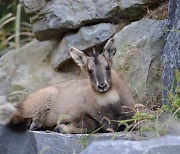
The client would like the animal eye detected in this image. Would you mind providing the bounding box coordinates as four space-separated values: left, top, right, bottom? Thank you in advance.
88 69 92 74
106 65 110 70
88 69 93 77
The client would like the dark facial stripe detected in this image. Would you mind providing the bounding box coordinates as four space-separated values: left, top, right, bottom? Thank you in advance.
96 63 105 85
93 54 99 65
92 47 100 65
92 48 107 84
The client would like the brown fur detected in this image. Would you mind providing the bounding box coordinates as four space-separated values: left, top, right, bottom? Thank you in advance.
2 38 136 133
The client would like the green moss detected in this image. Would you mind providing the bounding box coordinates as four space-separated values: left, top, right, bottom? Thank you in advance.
12 84 25 91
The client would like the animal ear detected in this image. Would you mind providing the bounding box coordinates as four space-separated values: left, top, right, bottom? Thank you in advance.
103 38 116 62
69 46 88 70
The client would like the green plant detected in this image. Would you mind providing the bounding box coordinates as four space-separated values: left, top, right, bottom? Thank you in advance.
15 3 21 49
39 145 51 154
80 126 103 149
0 1 34 54
161 69 180 119
166 30 180 32
130 69 180 137
0 13 15 50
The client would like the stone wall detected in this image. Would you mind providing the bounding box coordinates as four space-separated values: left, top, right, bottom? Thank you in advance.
0 0 168 106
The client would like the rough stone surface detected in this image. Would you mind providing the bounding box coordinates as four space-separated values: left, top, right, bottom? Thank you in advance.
119 0 160 20
0 125 133 154
20 0 46 15
162 0 180 104
0 40 84 103
20 0 160 40
1 124 180 154
0 96 8 105
113 18 168 106
52 23 125 69
82 136 180 154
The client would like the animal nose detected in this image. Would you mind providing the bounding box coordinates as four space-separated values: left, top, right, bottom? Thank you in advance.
98 83 107 90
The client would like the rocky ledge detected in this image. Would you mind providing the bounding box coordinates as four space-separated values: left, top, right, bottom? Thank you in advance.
0 125 180 154
82 136 180 154
0 125 133 154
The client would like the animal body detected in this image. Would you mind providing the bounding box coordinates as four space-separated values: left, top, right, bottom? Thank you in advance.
0 38 136 133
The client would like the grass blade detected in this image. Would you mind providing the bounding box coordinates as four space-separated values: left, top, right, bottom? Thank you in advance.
15 3 21 49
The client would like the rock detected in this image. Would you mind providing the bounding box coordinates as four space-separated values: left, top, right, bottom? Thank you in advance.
162 0 180 104
20 0 46 15
82 136 180 154
168 0 178 28
1 124 180 154
0 125 133 154
20 0 160 40
113 18 168 106
0 40 84 103
119 0 161 20
52 23 128 69
0 96 7 105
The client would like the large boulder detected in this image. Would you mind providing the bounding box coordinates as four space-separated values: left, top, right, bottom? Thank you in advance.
0 40 84 103
162 0 180 104
82 136 180 154
113 18 168 106
52 22 128 69
20 0 160 40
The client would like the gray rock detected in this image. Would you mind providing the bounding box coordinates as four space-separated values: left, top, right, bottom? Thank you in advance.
113 18 168 106
24 0 121 40
162 0 180 104
82 136 180 154
20 0 46 15
0 40 84 103
1 123 180 154
52 23 126 69
0 96 7 105
20 0 160 40
119 0 161 20
168 0 178 28
0 124 133 154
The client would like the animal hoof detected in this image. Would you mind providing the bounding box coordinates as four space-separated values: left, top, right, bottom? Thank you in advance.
54 125 60 132
101 117 111 126
54 124 68 134
30 122 36 131
106 128 115 133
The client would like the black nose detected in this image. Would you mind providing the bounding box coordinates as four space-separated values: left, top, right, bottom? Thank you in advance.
98 83 107 90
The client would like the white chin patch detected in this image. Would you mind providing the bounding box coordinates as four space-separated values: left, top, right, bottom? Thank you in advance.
96 90 120 106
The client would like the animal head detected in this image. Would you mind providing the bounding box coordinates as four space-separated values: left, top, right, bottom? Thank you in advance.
69 38 116 94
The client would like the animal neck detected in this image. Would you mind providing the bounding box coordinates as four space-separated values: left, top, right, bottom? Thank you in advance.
95 90 121 106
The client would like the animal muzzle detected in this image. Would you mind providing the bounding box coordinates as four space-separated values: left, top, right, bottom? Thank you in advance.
97 83 108 93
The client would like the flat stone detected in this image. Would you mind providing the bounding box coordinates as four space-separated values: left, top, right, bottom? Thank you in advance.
82 136 180 154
